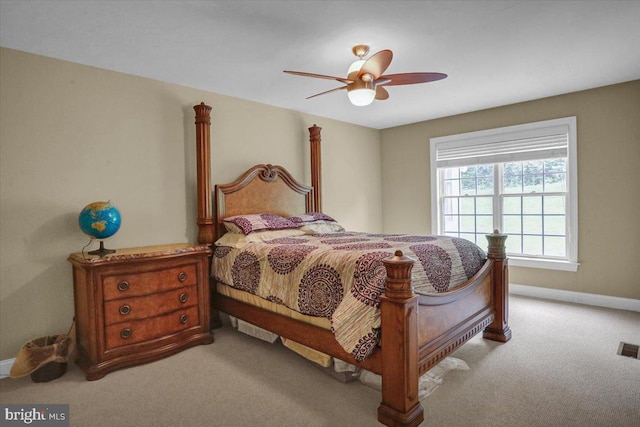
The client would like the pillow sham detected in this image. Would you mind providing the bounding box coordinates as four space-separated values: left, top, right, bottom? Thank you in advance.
300 220 345 234
222 213 298 235
215 228 306 248
288 212 337 224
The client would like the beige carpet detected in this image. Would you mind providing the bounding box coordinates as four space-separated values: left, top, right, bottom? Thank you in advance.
1 295 639 426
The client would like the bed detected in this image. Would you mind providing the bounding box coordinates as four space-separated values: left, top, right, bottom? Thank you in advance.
193 102 511 427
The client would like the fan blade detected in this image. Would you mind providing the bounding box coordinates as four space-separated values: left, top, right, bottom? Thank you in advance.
379 72 447 86
306 85 347 99
374 78 392 86
284 70 353 85
358 49 393 80
375 86 389 100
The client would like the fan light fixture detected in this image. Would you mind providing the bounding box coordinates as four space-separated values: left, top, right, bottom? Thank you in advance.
346 59 376 106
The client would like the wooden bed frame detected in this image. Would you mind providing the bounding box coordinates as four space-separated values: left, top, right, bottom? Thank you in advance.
193 102 511 427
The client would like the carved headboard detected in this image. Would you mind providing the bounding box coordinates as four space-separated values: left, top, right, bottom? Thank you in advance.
193 102 323 244
214 164 315 239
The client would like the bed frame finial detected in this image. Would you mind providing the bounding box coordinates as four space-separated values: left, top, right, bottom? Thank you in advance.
194 102 215 245
309 124 322 212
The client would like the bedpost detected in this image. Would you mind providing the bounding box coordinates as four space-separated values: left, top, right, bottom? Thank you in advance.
483 230 512 342
378 251 424 427
194 102 215 245
309 124 322 212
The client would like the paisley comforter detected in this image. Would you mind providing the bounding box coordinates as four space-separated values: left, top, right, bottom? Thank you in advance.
213 232 487 361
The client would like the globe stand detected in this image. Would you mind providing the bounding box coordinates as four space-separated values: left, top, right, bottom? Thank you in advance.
88 241 116 257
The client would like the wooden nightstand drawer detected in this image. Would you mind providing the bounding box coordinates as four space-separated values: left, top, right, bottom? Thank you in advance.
102 263 197 301
103 285 197 326
105 306 200 349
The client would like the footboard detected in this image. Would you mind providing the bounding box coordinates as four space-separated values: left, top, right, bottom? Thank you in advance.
377 231 510 427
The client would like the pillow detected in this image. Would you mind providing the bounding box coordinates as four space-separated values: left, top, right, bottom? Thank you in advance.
215 228 306 248
299 220 345 234
288 212 338 224
222 214 298 235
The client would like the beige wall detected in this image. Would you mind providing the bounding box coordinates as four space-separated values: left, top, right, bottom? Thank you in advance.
0 48 382 360
381 80 640 300
2 46 637 361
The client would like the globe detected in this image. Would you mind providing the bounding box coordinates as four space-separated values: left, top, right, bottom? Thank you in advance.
79 201 121 239
78 201 121 256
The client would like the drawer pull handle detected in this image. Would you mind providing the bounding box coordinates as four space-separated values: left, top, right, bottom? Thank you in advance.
120 328 132 339
178 272 187 282
180 314 188 324
119 304 131 315
179 293 189 303
117 281 130 291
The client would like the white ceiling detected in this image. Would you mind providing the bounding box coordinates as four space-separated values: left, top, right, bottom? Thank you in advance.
1 1 639 129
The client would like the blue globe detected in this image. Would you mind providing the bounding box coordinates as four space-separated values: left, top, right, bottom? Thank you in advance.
78 201 121 239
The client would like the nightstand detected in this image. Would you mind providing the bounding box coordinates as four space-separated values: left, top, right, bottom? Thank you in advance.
68 243 213 380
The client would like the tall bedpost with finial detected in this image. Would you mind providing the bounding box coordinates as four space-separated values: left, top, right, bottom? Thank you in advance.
309 124 322 212
483 230 512 342
378 251 424 427
194 102 215 245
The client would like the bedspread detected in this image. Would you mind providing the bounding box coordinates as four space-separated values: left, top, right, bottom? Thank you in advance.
213 232 486 361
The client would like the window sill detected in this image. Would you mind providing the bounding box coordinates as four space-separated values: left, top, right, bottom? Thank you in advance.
508 256 579 272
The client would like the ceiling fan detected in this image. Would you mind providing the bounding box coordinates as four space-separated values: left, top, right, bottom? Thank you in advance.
284 44 447 106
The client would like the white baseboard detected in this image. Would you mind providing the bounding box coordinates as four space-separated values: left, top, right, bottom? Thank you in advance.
510 284 640 312
0 358 15 379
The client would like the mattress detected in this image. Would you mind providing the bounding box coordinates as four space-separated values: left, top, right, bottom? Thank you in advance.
213 231 487 361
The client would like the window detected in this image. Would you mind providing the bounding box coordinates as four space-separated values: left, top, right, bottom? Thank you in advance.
430 117 578 271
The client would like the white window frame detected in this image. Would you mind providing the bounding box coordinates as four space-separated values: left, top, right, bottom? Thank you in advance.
430 117 579 272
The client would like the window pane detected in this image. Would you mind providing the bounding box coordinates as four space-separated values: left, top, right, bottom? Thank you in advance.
461 178 476 195
444 215 459 232
544 216 565 236
443 198 459 215
477 197 493 215
544 237 566 257
524 160 544 175
523 235 543 256
544 195 565 214
477 215 493 233
544 158 566 173
504 162 522 176
523 196 542 214
460 166 476 178
505 234 522 255
503 215 521 234
444 168 460 179
504 175 522 193
523 174 543 193
460 216 475 233
444 179 460 196
477 177 494 195
477 164 493 177
460 198 475 214
544 173 566 192
523 215 542 235
503 196 521 214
